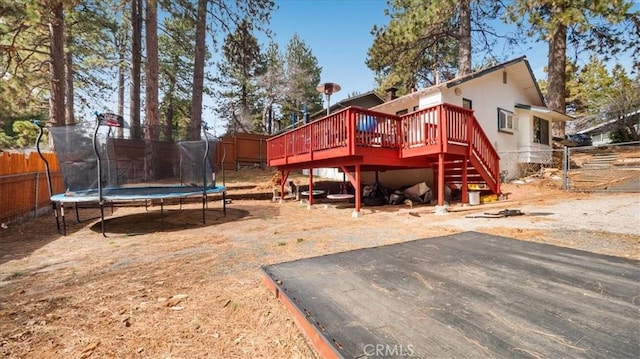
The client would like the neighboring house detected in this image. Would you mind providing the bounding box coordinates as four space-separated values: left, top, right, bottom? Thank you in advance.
370 56 573 180
306 91 386 179
309 91 386 122
577 109 640 146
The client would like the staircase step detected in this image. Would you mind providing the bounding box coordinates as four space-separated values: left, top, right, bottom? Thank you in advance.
445 174 483 180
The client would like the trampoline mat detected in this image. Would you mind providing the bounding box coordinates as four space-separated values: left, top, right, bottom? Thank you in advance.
51 185 226 202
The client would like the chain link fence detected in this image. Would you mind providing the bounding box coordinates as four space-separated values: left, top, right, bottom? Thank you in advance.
499 142 640 192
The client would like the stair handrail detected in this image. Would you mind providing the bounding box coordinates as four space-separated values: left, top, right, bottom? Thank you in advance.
470 115 500 185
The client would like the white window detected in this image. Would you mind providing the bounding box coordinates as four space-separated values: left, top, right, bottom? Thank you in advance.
498 108 517 133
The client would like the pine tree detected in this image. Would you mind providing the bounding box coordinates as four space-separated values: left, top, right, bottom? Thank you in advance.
159 15 196 141
367 0 507 95
256 41 286 134
0 2 51 122
506 0 637 137
603 66 639 142
283 34 322 124
189 0 275 139
217 19 265 134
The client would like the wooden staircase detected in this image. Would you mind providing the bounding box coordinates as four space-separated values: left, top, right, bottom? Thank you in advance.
441 159 489 190
398 104 500 195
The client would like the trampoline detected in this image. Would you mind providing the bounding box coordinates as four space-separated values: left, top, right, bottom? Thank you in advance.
36 113 227 236
52 186 225 203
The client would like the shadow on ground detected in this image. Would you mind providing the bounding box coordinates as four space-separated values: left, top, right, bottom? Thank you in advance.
89 207 252 235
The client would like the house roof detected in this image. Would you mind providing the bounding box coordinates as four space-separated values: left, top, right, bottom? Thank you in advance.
371 56 546 110
445 56 544 104
514 104 574 122
310 91 385 119
578 109 640 135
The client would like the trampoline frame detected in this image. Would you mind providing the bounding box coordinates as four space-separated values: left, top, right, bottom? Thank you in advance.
36 115 227 237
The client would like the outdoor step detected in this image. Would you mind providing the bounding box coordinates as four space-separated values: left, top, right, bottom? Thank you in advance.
587 158 618 163
444 169 481 173
445 174 483 180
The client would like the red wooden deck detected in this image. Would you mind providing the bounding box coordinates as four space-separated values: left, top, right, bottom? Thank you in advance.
267 103 500 213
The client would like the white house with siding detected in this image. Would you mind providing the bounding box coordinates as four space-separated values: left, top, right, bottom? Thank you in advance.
308 56 572 186
370 56 573 180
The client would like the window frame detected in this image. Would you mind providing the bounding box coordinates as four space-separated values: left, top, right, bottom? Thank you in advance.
497 108 517 134
533 116 550 145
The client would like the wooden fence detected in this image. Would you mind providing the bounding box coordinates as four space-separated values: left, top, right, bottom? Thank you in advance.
217 133 269 171
0 151 64 224
0 133 270 224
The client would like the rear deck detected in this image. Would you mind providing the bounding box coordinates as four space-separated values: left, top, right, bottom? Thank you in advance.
262 231 640 359
267 104 500 213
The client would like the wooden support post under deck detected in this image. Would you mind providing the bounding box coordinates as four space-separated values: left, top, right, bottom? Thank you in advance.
354 164 361 216
280 170 290 203
437 153 445 206
461 157 468 204
308 169 314 206
340 165 362 217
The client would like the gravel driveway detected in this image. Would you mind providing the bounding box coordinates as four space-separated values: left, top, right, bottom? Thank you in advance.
442 192 640 236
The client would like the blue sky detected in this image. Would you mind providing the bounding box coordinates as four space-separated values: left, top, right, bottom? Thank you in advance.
264 0 389 100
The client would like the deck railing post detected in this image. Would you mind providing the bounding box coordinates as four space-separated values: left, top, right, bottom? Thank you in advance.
438 105 447 152
348 109 355 155
308 125 313 160
285 133 289 164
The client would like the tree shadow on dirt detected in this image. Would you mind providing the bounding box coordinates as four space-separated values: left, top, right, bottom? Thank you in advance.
88 207 253 235
0 214 65 266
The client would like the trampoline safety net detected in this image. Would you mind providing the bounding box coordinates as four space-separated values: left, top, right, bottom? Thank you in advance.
49 122 218 193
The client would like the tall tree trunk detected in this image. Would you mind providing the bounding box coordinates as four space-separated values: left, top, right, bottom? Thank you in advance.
547 20 567 138
117 47 125 138
130 0 142 139
64 31 74 124
267 105 272 134
145 0 159 140
457 0 471 76
164 78 174 141
144 0 159 181
190 0 207 140
145 0 160 140
165 98 173 141
48 2 66 126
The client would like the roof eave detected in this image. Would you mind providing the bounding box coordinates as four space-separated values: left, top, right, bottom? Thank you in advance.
515 103 574 122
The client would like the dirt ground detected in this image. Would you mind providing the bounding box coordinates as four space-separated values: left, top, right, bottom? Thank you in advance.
1 169 638 358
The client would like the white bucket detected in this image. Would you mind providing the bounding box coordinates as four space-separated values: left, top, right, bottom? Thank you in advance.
468 191 480 206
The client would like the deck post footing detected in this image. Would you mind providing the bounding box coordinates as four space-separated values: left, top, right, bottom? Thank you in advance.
434 205 449 215
351 210 363 218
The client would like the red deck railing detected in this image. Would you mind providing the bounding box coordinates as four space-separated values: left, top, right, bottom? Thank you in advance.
267 107 403 163
267 103 500 190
